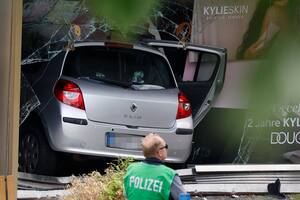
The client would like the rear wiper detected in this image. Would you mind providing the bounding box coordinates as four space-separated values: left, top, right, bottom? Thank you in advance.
79 76 131 88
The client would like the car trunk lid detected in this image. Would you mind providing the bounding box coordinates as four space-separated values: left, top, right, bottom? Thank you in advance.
78 79 179 128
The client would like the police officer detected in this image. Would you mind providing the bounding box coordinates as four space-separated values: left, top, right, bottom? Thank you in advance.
124 133 186 200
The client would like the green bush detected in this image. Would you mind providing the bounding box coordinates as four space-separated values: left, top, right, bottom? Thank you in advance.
63 158 134 200
290 194 300 200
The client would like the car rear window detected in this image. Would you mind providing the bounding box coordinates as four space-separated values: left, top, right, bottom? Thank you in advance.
62 46 176 89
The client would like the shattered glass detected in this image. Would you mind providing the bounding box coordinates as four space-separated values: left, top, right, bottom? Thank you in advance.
233 118 257 164
20 72 40 125
154 0 193 42
21 0 194 64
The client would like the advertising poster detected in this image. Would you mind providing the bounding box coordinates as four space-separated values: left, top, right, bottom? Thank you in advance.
188 0 300 164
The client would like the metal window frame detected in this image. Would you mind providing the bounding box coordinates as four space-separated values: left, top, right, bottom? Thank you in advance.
0 0 22 199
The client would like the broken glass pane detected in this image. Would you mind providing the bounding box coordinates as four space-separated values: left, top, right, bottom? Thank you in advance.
234 104 300 164
20 72 40 125
22 0 194 64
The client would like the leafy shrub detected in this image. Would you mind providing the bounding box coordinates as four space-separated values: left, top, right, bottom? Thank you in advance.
63 158 134 200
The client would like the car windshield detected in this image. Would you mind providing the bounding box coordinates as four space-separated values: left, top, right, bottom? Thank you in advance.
62 46 176 89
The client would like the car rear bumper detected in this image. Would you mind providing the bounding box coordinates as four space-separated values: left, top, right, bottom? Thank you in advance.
43 102 193 163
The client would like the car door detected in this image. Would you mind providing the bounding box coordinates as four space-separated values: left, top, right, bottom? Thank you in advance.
145 40 227 127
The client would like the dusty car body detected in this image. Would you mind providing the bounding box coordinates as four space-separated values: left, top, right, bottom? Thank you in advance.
19 40 226 175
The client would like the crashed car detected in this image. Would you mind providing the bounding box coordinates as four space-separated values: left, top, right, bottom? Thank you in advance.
19 40 226 175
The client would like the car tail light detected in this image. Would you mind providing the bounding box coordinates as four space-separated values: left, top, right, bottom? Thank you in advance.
54 79 85 110
176 91 192 119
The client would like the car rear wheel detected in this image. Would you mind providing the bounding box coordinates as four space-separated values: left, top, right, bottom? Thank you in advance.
19 124 58 175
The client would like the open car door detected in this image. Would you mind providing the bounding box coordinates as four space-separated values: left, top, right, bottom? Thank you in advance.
146 40 227 127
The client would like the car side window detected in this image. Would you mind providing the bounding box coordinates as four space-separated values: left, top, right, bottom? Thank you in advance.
182 51 219 82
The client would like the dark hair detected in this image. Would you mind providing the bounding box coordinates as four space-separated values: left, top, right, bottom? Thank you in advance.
236 0 274 59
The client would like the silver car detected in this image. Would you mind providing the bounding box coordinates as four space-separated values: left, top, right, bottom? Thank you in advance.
19 40 226 175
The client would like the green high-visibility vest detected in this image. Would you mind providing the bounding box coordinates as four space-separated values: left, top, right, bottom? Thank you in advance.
124 162 176 200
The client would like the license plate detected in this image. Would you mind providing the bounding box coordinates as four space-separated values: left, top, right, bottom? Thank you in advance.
106 132 143 150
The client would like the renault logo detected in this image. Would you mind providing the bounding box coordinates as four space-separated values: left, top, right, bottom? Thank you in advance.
130 103 138 112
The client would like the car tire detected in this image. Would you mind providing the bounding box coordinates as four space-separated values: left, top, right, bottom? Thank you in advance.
19 123 58 175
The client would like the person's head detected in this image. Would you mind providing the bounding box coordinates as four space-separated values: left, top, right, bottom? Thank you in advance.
141 133 168 160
